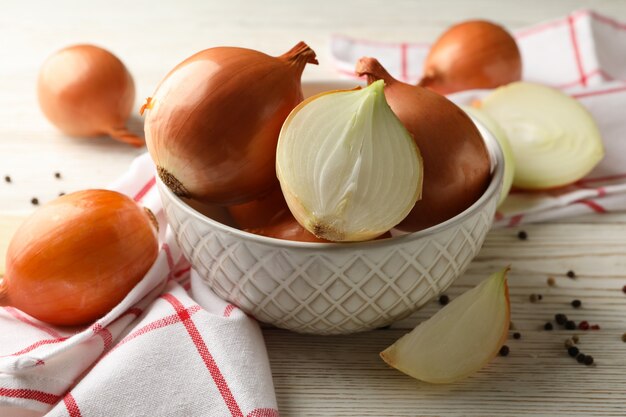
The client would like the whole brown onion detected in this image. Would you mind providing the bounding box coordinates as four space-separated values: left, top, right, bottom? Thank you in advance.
143 42 318 205
229 186 327 242
419 20 522 95
37 44 143 147
356 57 491 231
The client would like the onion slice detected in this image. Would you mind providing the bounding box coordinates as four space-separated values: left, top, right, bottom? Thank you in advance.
276 80 423 242
461 105 515 205
479 82 604 189
381 267 510 384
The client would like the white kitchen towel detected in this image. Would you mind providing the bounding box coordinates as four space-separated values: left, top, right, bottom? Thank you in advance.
0 153 278 417
331 9 626 226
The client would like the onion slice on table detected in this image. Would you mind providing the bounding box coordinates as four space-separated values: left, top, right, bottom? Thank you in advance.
381 268 511 384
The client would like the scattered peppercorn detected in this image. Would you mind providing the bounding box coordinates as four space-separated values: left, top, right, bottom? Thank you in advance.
513 332 521 340
622 285 626 294
530 293 543 303
544 322 553 331
578 321 589 331
571 299 582 308
567 346 579 357
565 320 577 330
555 314 568 325
499 345 510 356
566 270 576 278
576 353 586 363
54 172 61 179
547 276 556 286
59 192 66 197
584 355 594 366
438 295 449 306
30 197 39 206
517 230 528 240
572 335 580 344
4 175 11 183
621 333 626 342
591 324 601 330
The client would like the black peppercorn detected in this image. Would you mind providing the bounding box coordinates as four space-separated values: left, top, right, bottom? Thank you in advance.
566 270 576 278
513 332 521 340
438 295 449 306
530 293 542 303
4 175 11 183
565 320 576 330
54 172 61 179
555 314 567 325
576 353 586 363
59 192 66 197
517 230 528 240
499 345 510 356
567 346 579 357
571 299 582 308
544 322 553 331
30 197 39 206
584 355 594 366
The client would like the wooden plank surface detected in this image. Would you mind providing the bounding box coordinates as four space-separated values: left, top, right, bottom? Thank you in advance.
1 1 625 416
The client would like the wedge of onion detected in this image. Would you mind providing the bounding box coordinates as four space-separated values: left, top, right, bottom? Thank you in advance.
479 82 604 189
381 268 510 384
276 80 422 242
461 105 515 205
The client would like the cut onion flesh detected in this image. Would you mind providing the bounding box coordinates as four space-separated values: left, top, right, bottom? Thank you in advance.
479 82 604 190
461 105 515 205
276 80 423 242
381 268 510 384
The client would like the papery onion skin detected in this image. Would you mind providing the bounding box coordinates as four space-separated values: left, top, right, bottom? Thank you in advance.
37 44 143 147
356 57 491 231
229 187 291 230
419 20 522 95
2 190 158 326
229 186 327 242
247 217 330 243
144 42 318 205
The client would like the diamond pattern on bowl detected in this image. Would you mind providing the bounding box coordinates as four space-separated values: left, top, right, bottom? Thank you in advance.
160 180 497 335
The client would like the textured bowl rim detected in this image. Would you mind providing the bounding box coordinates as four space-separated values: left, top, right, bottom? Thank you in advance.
156 90 504 253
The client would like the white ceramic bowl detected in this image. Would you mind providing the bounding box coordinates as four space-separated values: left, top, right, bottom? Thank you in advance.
157 81 504 335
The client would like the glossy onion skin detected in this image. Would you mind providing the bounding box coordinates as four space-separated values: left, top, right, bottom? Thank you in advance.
4 190 158 326
228 186 392 242
357 58 491 231
420 20 522 95
37 44 141 145
228 186 328 242
144 42 317 205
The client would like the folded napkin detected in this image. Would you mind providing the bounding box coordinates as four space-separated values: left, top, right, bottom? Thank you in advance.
0 154 278 417
331 9 626 226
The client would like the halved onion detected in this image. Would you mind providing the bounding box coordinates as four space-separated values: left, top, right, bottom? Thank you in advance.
276 80 422 242
381 268 510 384
479 82 604 189
461 105 515 205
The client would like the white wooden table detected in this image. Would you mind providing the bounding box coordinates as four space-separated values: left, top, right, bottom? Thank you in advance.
1 1 625 415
